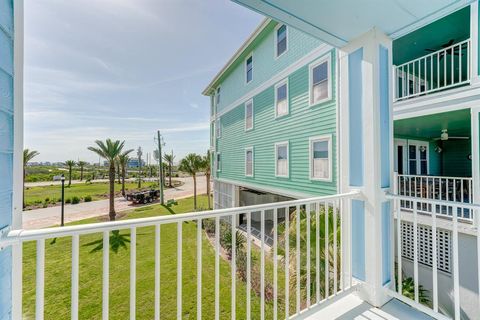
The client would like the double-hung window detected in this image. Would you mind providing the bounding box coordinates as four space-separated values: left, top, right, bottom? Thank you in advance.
275 80 288 117
275 142 289 177
246 54 253 83
245 147 253 177
216 87 221 105
216 153 221 172
309 56 331 105
275 24 287 57
215 119 221 138
245 99 253 131
310 135 332 181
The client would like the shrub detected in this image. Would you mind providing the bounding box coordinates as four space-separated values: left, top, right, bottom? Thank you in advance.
65 198 72 204
203 219 216 235
71 196 80 204
220 229 246 257
44 197 50 202
84 195 92 202
42 202 49 208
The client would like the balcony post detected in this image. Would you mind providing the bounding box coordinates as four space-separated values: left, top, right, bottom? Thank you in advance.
471 108 480 226
339 28 394 307
470 0 479 84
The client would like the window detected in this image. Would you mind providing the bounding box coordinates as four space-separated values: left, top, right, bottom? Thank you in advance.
275 80 288 117
245 99 253 131
216 153 221 172
275 142 289 177
245 147 253 177
246 54 253 83
275 24 287 57
310 135 332 181
309 57 331 105
407 142 428 175
216 87 221 105
210 95 215 117
215 119 221 138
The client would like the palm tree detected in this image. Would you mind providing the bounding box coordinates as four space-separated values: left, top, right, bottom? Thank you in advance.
115 160 121 184
77 161 87 181
88 139 127 221
199 151 212 209
64 160 76 186
23 149 39 208
179 153 202 210
163 153 175 187
118 150 133 197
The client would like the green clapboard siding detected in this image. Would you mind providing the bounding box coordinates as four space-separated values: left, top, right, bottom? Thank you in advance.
216 21 324 114
216 50 337 197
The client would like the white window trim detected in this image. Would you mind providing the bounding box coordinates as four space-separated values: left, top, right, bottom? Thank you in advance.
245 147 254 177
309 134 333 182
245 99 254 131
216 152 221 172
275 141 289 178
407 140 429 175
215 86 221 106
215 119 221 138
274 78 289 118
245 52 253 84
274 24 288 59
308 53 332 107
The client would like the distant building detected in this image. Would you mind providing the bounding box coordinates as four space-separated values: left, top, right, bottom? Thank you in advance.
128 159 145 168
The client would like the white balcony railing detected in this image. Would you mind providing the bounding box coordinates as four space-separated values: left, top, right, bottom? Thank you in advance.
2 191 361 319
387 193 480 320
395 174 473 221
394 39 471 101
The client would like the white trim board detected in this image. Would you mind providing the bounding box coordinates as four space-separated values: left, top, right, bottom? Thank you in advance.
215 44 331 118
393 84 480 120
213 177 318 200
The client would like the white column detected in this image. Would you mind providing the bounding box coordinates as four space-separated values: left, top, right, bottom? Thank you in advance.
339 28 393 307
470 1 479 85
471 107 480 207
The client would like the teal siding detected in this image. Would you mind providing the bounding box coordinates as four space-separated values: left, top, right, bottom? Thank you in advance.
216 50 337 197
217 22 324 113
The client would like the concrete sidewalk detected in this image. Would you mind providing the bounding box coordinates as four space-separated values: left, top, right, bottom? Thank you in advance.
22 176 208 229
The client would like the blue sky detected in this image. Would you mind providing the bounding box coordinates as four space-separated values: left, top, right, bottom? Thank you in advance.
24 0 262 163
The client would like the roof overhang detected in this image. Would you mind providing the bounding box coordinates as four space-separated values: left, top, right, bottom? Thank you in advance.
232 0 474 47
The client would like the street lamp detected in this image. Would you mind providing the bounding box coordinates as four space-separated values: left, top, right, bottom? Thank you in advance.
60 174 65 226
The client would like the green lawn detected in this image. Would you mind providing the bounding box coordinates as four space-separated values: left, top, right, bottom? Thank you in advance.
24 181 159 209
22 195 290 319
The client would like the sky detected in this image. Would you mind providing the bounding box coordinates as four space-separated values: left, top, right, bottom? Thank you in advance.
24 0 263 164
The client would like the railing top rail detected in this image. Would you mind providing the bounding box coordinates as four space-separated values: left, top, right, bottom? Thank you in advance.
397 174 473 181
2 191 361 244
386 192 480 210
395 38 470 69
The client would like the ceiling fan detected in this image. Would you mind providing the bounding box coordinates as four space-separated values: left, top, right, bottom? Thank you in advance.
433 129 469 141
425 39 461 60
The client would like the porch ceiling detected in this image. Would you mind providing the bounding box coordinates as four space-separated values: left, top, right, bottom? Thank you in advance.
394 109 471 139
393 6 470 65
232 0 472 47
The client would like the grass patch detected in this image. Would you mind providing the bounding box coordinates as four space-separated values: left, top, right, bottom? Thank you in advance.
24 181 158 209
22 195 288 319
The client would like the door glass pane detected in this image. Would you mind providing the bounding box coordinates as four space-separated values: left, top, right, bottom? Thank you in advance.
397 146 403 174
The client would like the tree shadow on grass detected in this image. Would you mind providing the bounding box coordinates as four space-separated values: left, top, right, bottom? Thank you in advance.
83 230 131 254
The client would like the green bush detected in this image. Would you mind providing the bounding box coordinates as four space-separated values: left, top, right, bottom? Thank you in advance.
65 198 72 204
202 219 216 235
44 197 50 202
84 195 92 202
71 196 80 204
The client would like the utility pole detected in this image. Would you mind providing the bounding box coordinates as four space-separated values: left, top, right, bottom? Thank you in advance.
157 130 165 205
137 146 143 188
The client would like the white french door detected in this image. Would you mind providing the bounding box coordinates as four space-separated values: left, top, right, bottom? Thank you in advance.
394 139 428 175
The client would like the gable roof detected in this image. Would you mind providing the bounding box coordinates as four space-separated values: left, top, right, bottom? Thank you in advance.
202 18 272 96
